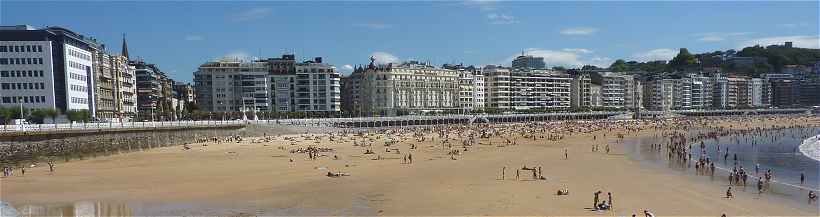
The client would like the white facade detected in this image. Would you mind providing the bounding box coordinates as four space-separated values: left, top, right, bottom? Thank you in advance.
748 78 764 107
293 62 341 112
64 43 95 113
484 66 572 110
194 61 270 112
458 70 485 111
350 61 460 115
0 41 56 110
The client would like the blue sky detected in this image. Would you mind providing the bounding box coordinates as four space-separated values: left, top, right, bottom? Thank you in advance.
3 1 818 82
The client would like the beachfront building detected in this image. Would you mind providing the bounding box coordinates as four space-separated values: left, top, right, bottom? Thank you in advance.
131 60 177 121
88 38 137 121
444 64 485 112
340 72 362 115
590 72 641 109
677 74 713 110
0 25 96 119
643 78 676 111
193 60 270 113
483 65 512 110
174 82 195 105
589 84 602 108
511 54 546 70
570 73 592 109
194 55 341 115
291 58 341 113
748 78 766 108
483 66 572 111
726 76 750 109
346 58 460 116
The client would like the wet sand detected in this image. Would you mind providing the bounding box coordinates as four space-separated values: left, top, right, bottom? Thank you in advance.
2 116 820 216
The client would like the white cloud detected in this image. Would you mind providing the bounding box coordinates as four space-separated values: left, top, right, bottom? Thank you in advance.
370 52 400 64
739 35 820 49
339 64 355 75
502 48 611 68
218 51 256 62
560 27 598 36
354 22 392 29
184 35 204 41
562 48 593 54
586 56 614 68
228 8 272 22
487 13 516 25
632 48 677 62
694 32 751 42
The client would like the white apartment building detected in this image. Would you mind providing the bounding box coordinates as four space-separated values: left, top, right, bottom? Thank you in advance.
644 74 711 111
0 25 96 117
292 60 341 112
195 56 341 114
484 66 572 111
748 78 765 107
194 60 270 112
591 72 641 109
644 78 676 111
348 59 460 115
483 66 512 109
456 68 485 111
570 73 591 109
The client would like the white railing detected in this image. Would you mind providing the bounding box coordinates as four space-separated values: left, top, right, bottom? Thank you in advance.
0 120 246 132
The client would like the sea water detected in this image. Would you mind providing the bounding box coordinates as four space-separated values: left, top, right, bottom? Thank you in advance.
623 127 820 211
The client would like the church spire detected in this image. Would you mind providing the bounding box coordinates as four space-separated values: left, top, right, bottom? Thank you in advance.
121 33 129 59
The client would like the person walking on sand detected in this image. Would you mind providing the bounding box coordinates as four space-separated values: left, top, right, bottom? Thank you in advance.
47 161 55 174
607 192 613 210
565 148 568 160
502 166 506 180
643 210 655 217
593 191 602 210
809 191 817 204
726 186 734 199
800 172 805 185
408 153 413 164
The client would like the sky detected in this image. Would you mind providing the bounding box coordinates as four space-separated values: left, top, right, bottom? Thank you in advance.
2 1 819 82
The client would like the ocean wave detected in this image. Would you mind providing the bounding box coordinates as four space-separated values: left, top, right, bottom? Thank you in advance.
799 134 820 162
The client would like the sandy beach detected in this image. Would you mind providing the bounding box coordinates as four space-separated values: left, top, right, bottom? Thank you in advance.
2 116 820 216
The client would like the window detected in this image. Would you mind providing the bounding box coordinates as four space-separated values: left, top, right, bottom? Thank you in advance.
37 45 43 52
26 58 32 64
1 97 9 103
0 46 6 52
0 58 7 65
26 46 31 52
1 83 7 90
0 71 6 77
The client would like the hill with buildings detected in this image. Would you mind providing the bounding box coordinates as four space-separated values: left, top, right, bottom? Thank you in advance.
608 42 820 77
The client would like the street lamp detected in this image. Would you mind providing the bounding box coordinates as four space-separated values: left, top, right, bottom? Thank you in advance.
18 96 24 120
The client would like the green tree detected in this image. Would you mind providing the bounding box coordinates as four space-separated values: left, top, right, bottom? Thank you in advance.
44 108 59 124
67 110 91 123
28 109 46 124
609 59 629 72
669 48 698 71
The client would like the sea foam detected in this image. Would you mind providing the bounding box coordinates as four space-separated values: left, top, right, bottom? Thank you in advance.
799 134 820 162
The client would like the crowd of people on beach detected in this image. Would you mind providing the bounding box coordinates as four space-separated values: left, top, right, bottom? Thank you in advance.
2 114 818 215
